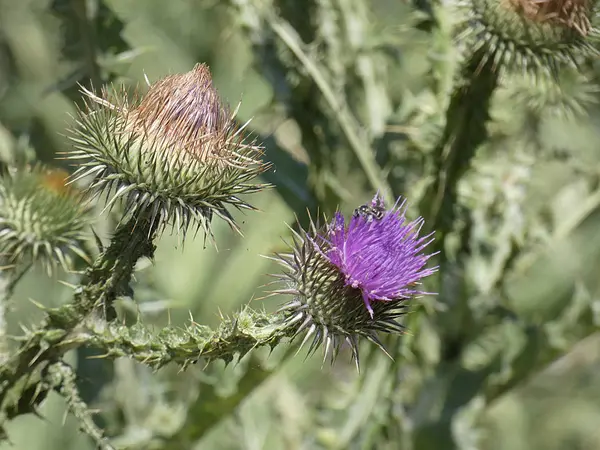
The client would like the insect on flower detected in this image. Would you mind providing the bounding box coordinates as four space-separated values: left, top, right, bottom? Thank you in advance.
352 194 386 222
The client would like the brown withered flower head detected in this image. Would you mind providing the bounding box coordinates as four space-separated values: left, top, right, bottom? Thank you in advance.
458 0 598 77
67 64 271 239
506 0 592 34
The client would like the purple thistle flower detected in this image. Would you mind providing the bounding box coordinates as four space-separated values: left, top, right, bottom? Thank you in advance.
321 195 437 318
269 194 438 368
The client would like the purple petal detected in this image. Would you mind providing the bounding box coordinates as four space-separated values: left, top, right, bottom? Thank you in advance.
321 196 437 314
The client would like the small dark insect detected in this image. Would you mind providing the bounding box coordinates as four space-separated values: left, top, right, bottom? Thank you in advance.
353 198 386 222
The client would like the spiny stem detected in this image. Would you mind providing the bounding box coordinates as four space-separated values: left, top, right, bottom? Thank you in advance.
69 309 295 369
0 214 158 430
65 212 158 323
421 48 499 259
45 362 114 450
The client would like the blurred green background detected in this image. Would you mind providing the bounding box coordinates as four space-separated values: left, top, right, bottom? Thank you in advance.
2 0 600 449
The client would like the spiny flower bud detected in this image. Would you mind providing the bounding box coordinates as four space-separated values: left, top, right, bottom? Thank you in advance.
67 64 271 239
0 165 92 274
270 195 437 367
457 0 599 76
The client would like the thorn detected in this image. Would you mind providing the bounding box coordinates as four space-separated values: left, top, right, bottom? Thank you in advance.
61 408 69 426
346 335 361 373
90 228 104 253
188 310 198 326
368 334 394 361
57 280 78 290
27 298 46 310
29 347 47 367
296 323 316 358
85 353 111 360
321 330 331 369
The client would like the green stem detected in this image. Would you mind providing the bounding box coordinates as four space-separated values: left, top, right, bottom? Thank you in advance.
373 49 500 449
160 351 294 449
230 0 393 205
0 214 157 429
45 362 114 450
73 309 294 369
266 15 393 204
421 49 499 258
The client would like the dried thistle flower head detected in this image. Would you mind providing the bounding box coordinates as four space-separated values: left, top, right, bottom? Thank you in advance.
0 165 92 274
269 195 438 367
67 63 271 239
457 0 598 76
506 0 591 34
128 65 234 163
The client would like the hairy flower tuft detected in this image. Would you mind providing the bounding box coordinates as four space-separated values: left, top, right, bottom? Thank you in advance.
507 0 592 34
270 195 437 367
0 165 92 274
324 196 437 318
66 63 271 240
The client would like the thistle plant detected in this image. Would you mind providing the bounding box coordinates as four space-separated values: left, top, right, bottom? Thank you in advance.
2 1 600 449
423 0 599 250
0 57 438 447
0 64 274 444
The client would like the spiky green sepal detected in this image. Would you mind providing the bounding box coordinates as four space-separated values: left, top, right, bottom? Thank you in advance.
0 165 92 274
455 0 600 77
269 220 408 369
66 64 271 240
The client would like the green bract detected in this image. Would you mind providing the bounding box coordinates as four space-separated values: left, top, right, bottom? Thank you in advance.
67 64 271 240
0 166 92 274
456 0 599 76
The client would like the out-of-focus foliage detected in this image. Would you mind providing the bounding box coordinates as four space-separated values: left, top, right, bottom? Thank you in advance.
1 0 600 449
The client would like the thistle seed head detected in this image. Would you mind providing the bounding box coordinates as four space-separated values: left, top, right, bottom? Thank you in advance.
67 64 271 241
270 195 438 368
